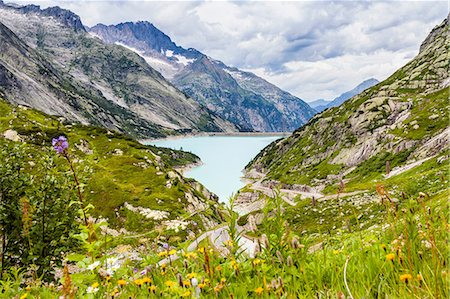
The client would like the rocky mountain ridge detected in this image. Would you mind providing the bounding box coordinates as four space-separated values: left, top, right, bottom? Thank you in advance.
0 2 237 138
89 21 316 132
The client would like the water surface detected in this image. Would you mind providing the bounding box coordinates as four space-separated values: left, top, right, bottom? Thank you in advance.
147 135 281 202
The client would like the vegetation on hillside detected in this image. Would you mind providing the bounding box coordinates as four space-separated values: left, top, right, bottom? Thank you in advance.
0 98 224 240
246 17 449 193
0 174 447 298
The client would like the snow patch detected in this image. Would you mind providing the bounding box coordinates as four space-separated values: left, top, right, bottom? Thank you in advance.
223 68 243 80
174 54 195 66
114 42 178 78
165 50 174 57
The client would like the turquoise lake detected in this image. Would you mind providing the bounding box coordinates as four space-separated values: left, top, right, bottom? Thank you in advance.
147 135 282 202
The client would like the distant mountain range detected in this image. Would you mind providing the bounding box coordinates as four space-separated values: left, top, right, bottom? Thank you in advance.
0 1 237 138
89 21 316 132
307 98 329 110
309 78 379 113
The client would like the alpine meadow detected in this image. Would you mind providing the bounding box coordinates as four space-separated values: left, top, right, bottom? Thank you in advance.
0 1 448 298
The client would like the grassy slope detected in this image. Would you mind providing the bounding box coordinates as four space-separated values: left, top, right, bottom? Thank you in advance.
245 19 449 195
0 98 223 240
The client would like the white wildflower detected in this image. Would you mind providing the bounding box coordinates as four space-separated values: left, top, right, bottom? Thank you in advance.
87 261 100 271
86 286 99 294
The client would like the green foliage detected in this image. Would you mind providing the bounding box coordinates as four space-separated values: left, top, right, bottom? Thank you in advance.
0 141 79 279
0 98 219 237
1 188 446 298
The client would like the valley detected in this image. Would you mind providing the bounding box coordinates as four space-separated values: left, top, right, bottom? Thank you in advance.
0 1 448 298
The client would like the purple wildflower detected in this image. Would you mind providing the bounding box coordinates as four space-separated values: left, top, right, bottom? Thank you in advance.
52 135 69 154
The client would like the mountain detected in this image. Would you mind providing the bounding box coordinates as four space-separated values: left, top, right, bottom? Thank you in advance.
325 78 379 110
244 16 449 195
0 2 237 138
308 98 328 110
312 78 380 113
89 22 316 132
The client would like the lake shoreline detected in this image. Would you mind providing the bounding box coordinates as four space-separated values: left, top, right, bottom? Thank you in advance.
144 134 283 202
173 160 203 175
139 131 291 143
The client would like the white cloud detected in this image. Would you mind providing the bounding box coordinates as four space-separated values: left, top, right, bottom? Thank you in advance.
8 0 448 101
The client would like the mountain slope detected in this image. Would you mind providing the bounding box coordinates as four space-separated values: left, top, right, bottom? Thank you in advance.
0 96 224 239
245 16 449 193
0 2 236 138
312 78 380 113
89 21 316 132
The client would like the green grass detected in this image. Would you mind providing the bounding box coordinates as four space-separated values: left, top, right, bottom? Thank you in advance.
2 187 447 298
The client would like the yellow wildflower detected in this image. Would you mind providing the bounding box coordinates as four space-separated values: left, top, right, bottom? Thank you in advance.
400 274 413 283
184 252 198 259
183 280 191 287
117 279 127 286
169 249 177 255
158 251 168 257
253 259 261 266
142 277 152 284
182 290 191 297
381 243 387 250
215 265 222 272
149 285 157 293
165 280 176 288
25 286 31 292
416 274 423 281
333 250 340 255
91 282 99 289
220 278 226 284
255 287 264 295
20 294 28 299
231 260 238 270
198 283 206 289
386 253 395 261
187 272 197 279
198 247 205 253
214 285 222 292
111 288 119 297
134 279 143 286
224 240 234 247
203 278 210 284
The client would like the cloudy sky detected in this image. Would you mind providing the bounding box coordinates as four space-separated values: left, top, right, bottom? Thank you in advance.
11 0 448 102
